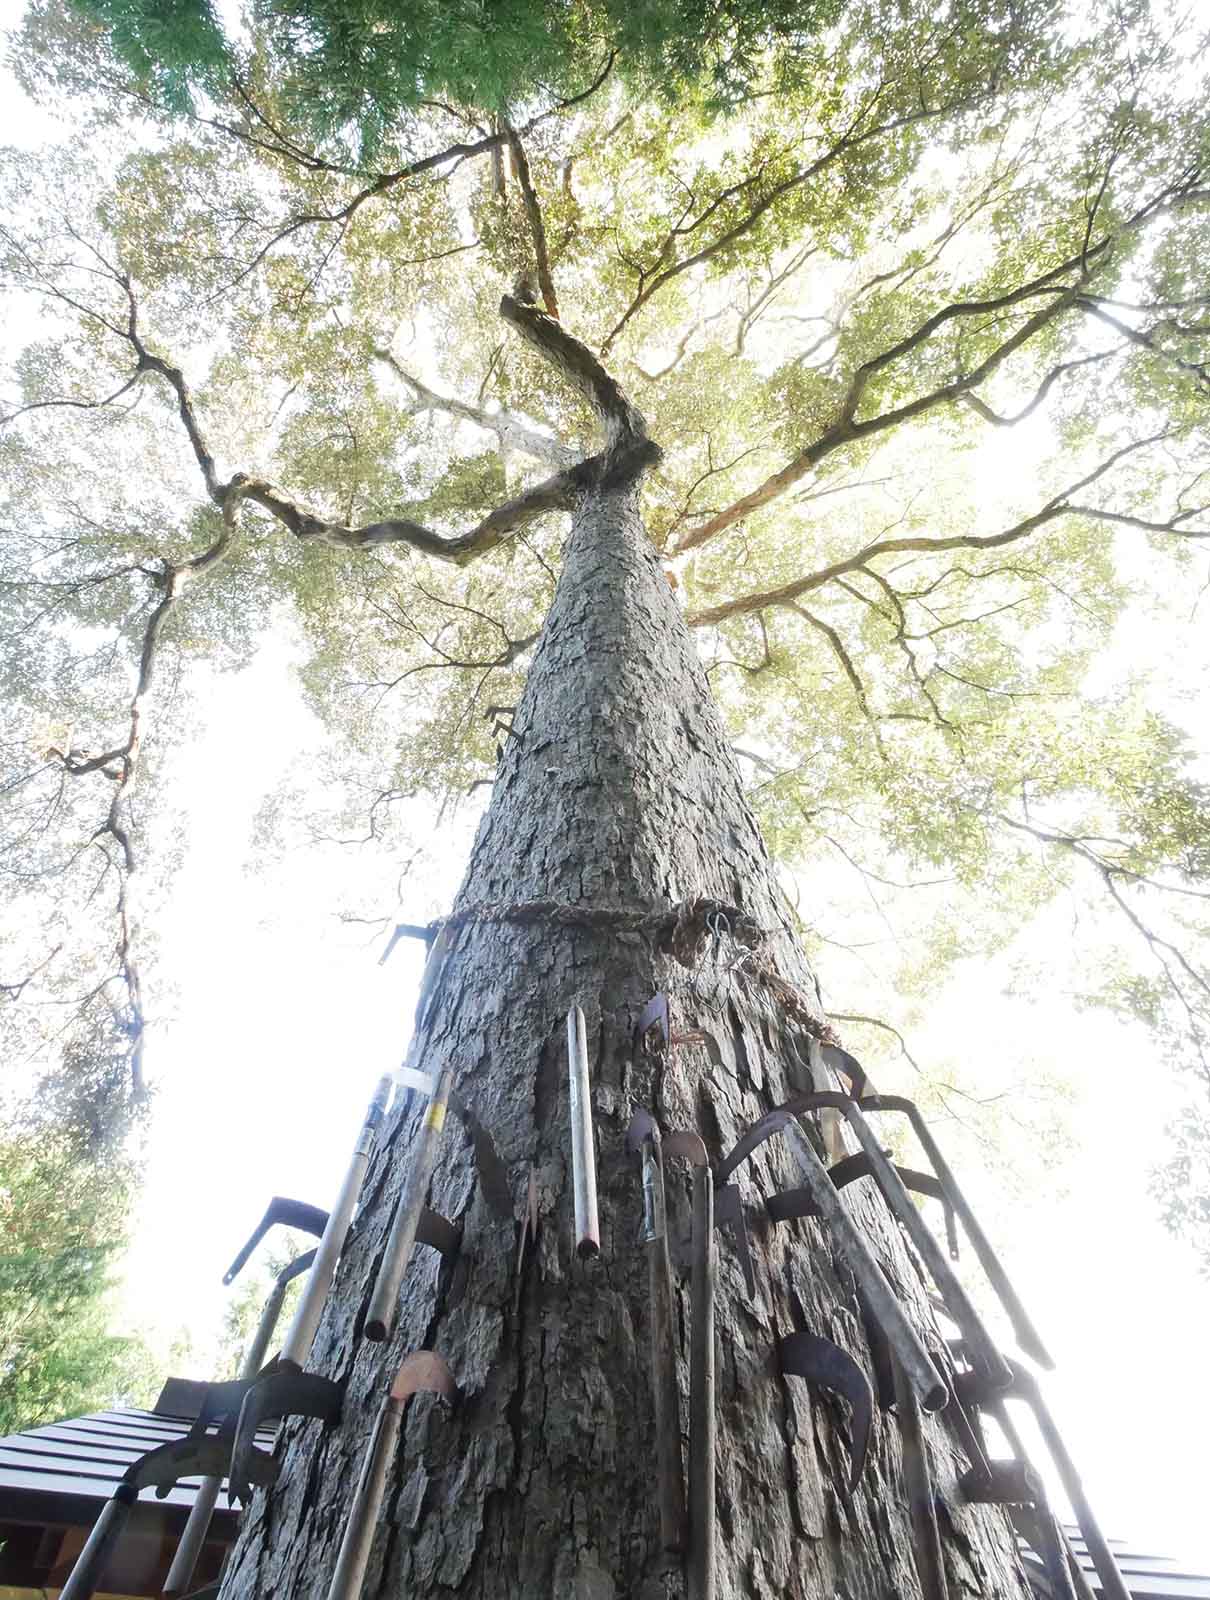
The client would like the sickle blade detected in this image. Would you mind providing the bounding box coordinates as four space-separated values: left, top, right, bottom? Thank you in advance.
779 1330 874 1492
717 1108 796 1183
633 992 670 1056
447 1093 513 1219
765 1186 819 1224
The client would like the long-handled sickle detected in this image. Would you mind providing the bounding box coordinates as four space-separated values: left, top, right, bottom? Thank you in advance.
229 1367 344 1507
324 1352 459 1600
284 1076 392 1364
57 1417 278 1600
222 1198 329 1286
365 1063 455 1342
961 1461 1075 1600
224 1077 392 1506
956 1355 1130 1600
983 1402 1094 1600
720 1109 948 1413
859 1094 1054 1370
768 1153 960 1262
627 1108 687 1555
722 1093 1010 1390
892 1354 949 1600
664 1130 715 1600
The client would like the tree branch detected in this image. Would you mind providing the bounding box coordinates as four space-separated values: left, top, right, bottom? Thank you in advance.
234 467 581 562
499 294 654 458
505 125 560 319
685 431 1172 628
375 347 577 468
672 178 1210 555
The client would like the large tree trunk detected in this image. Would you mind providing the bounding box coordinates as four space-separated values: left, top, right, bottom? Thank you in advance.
219 472 1033 1599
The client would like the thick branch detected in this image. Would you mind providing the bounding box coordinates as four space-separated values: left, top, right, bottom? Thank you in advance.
500 295 653 455
375 348 577 468
505 126 560 319
674 179 1210 555
235 467 581 562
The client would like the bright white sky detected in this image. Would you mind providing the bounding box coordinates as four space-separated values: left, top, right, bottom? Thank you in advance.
3 2 1210 1576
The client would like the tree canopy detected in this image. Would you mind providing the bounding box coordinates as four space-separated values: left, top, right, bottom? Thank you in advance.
0 1059 150 1433
2 0 1210 1274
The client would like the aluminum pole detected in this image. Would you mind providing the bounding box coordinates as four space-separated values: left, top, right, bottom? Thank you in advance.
59 1484 136 1600
282 1076 392 1366
365 1064 454 1342
567 1004 600 1257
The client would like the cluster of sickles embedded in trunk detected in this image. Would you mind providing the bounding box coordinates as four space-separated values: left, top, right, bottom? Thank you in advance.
60 906 1127 1600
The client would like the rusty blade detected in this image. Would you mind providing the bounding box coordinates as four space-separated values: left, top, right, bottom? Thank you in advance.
447 1093 513 1220
415 1206 462 1257
664 1129 708 1166
779 1331 873 1492
390 1350 459 1404
625 1106 660 1155
820 1042 869 1099
513 1164 539 1315
717 1107 797 1184
633 992 670 1057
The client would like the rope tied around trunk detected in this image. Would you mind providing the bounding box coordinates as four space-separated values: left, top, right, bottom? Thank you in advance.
381 895 840 1044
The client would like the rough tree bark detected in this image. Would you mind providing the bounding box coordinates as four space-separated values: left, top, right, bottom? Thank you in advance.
219 343 1035 1600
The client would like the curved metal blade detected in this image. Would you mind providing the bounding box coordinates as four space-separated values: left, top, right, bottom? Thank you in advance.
129 1433 277 1500
820 1043 868 1099
633 993 670 1058
855 1284 896 1413
663 1129 708 1166
625 1106 659 1153
447 1094 513 1219
390 1350 459 1404
223 1197 329 1285
415 1206 462 1257
779 1330 874 1492
717 1107 798 1183
229 1369 342 1507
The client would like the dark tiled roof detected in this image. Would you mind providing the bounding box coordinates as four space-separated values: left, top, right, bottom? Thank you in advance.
0 1402 262 1524
1024 1528 1210 1599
